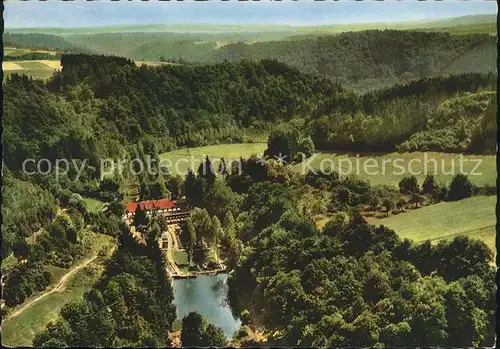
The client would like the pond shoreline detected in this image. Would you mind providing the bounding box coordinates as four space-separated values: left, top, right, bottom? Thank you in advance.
172 273 242 340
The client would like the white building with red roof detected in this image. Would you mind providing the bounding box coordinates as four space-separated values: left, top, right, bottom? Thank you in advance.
125 198 180 217
124 198 190 224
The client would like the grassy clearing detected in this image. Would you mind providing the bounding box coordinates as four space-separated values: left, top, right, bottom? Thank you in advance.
2 60 59 71
3 69 55 80
160 143 267 176
173 250 189 266
161 145 494 188
1 232 116 347
39 60 62 69
375 196 495 252
314 215 332 231
135 61 178 67
1 254 113 347
14 61 54 70
293 151 495 187
4 48 31 56
2 62 26 70
3 60 60 80
83 197 106 213
80 229 115 255
46 265 70 283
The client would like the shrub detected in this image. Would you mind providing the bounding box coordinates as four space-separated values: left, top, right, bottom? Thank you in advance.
421 174 437 194
240 309 251 325
297 136 315 158
447 174 473 201
398 176 419 194
235 325 250 339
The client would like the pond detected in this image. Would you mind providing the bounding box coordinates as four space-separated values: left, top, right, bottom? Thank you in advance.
172 274 242 339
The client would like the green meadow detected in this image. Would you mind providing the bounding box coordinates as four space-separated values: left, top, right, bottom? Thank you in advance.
376 196 495 252
1 231 115 347
159 143 267 176
2 260 105 347
160 145 495 187
2 60 60 80
82 197 106 213
292 151 495 187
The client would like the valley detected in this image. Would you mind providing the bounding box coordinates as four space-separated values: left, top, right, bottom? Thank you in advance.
1 5 497 348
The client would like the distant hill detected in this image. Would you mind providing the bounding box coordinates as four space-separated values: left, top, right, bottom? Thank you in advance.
3 33 86 52
419 14 495 27
6 14 496 35
4 15 495 92
210 30 496 91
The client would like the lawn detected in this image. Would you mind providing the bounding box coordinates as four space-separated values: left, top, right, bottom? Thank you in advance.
83 197 106 213
80 229 116 256
375 196 495 252
159 143 267 176
293 151 495 187
173 250 189 266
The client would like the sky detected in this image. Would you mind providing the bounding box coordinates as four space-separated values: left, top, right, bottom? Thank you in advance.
4 1 497 29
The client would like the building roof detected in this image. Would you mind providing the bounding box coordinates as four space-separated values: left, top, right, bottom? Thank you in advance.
126 198 176 213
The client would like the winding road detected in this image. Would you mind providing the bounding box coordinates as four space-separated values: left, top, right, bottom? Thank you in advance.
165 226 183 277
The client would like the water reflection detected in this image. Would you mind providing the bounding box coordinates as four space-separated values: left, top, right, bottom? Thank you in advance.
172 274 241 339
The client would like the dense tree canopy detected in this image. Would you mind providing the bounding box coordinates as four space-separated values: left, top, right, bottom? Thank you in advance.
227 203 495 347
2 33 496 348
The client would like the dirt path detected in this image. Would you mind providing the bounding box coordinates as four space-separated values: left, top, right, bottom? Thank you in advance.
165 227 183 276
6 255 98 320
168 224 182 251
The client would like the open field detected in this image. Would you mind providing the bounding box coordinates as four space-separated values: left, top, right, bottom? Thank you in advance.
3 59 61 80
160 145 494 187
46 265 70 283
83 197 106 213
4 47 60 56
160 143 267 176
2 58 171 80
374 196 495 252
1 234 116 347
4 47 34 56
1 255 112 346
135 60 178 67
292 151 495 187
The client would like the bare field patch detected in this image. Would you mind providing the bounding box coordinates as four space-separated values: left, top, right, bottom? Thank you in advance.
39 60 62 70
3 62 25 70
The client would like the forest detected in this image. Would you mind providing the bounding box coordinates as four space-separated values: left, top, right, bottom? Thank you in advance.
2 53 496 259
212 30 496 91
25 145 496 347
175 157 497 347
1 34 497 347
3 54 496 180
4 29 495 91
